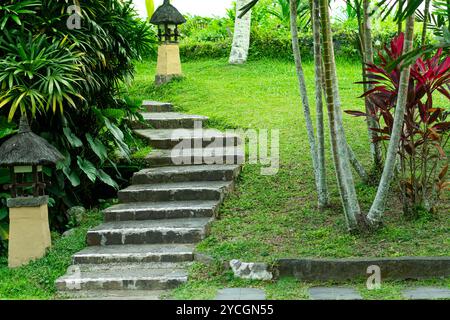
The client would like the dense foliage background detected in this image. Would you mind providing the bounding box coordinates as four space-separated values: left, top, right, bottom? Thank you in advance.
0 0 157 254
177 0 430 61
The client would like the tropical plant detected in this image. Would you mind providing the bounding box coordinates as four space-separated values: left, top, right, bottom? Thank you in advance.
0 32 84 121
417 0 450 38
347 34 450 215
0 0 156 232
268 0 310 29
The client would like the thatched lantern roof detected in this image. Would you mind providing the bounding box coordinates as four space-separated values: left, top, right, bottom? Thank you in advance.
0 115 64 167
150 0 186 25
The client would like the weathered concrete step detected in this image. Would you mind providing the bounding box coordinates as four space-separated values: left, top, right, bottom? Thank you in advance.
118 181 234 203
86 218 213 245
132 165 241 184
143 147 245 167
142 100 173 113
134 128 242 149
59 289 167 300
104 200 220 221
56 263 188 291
132 112 209 129
73 244 195 264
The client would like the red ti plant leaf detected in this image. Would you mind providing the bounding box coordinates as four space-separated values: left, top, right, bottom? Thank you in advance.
344 110 369 117
433 122 450 133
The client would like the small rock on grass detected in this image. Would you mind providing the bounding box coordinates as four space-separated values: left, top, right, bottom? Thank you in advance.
229 259 273 281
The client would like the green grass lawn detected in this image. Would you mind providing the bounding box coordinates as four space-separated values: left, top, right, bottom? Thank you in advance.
0 211 102 300
126 58 449 261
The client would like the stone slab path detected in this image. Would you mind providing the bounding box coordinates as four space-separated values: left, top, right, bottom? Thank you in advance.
308 287 363 300
56 101 244 299
215 288 266 300
402 287 450 300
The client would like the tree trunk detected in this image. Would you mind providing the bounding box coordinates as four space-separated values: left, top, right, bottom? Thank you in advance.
311 0 329 208
319 41 369 184
363 0 383 169
229 0 252 64
397 0 403 34
421 0 431 45
319 0 362 230
290 0 326 209
367 11 415 225
347 145 369 183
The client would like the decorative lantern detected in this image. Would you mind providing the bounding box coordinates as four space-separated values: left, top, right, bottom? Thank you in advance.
150 0 186 85
150 0 186 43
0 114 64 268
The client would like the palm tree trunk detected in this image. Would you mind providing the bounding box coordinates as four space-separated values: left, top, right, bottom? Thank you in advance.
397 0 403 34
290 0 326 209
320 47 369 184
319 0 362 230
229 0 252 64
347 145 369 183
363 0 383 169
367 11 415 225
311 0 329 208
421 0 431 45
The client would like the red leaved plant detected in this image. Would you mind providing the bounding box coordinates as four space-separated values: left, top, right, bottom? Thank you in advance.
346 33 450 216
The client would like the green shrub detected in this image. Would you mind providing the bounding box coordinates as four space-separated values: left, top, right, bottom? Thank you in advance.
180 27 400 61
0 0 157 235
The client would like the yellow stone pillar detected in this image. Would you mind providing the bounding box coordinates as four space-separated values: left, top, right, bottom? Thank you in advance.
155 43 182 85
7 196 51 268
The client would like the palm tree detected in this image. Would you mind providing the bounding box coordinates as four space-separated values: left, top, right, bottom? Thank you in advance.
367 6 416 225
290 0 328 209
311 0 329 208
230 0 253 64
319 0 362 230
362 0 383 169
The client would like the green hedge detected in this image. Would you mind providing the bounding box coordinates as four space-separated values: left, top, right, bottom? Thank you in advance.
180 28 400 61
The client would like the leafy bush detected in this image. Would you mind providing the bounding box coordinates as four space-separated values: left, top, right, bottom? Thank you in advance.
0 0 156 234
347 34 450 216
181 27 399 61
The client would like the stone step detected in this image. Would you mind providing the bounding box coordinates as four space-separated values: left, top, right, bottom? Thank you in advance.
104 200 220 221
86 218 213 246
132 165 241 184
143 147 245 167
132 112 209 129
60 289 167 300
72 244 196 264
56 263 188 291
134 128 242 149
118 181 234 203
142 100 174 113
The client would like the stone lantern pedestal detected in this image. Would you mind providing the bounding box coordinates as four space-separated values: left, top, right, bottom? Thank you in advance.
150 0 186 85
155 43 182 85
7 196 51 268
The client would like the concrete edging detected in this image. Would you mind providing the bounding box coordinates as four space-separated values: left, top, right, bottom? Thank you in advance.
195 253 450 281
276 257 450 281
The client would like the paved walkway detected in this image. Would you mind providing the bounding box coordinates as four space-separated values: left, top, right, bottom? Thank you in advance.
56 101 243 299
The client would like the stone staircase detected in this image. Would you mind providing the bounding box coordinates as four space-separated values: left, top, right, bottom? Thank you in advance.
56 101 244 299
